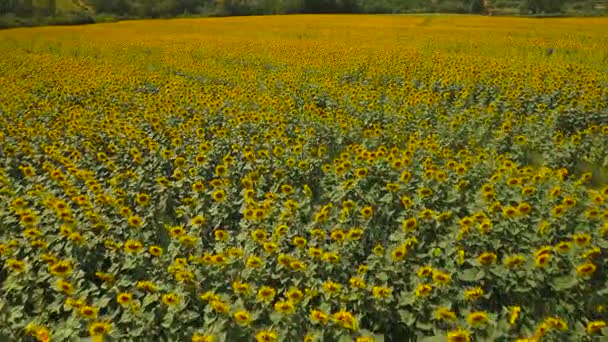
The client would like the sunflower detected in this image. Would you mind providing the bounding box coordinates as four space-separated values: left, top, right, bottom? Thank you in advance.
508 306 521 325
551 204 566 217
307 247 322 259
371 286 392 299
192 181 205 192
137 280 157 293
19 211 38 226
212 189 227 202
246 256 263 268
435 307 457 321
257 286 276 302
516 202 532 215
447 328 471 342
585 208 600 219
213 229 229 241
545 317 568 331
400 170 412 182
467 311 489 327
124 240 143 254
418 187 433 198
549 186 561 197
477 252 497 266
402 218 417 232
88 321 112 336
504 255 525 268
573 233 591 247
79 305 99 319
255 330 278 342
417 266 433 278
330 229 346 242
233 310 251 326
49 260 73 277
162 293 180 306
27 324 50 342
415 284 433 298
215 164 228 177
322 281 341 295
420 209 436 220
371 243 384 256
192 333 216 342
360 206 373 219
210 300 230 314
289 259 307 271
292 236 307 248
534 253 551 268
386 182 400 192
432 271 451 285
127 215 143 228
56 279 74 294
262 241 278 253
323 252 340 263
286 288 304 302
563 196 577 207
169 225 186 237
211 254 227 265
117 292 133 306
190 215 207 227
506 177 521 186
310 309 330 325
179 235 198 248
390 245 407 261
6 259 26 273
333 310 357 331
586 321 607 335
460 286 483 303
576 262 597 277
554 241 572 254
348 276 366 289
135 193 150 206
232 280 251 295
582 247 601 259
280 184 294 195
401 195 413 208
502 206 518 218
355 336 374 342
274 300 296 315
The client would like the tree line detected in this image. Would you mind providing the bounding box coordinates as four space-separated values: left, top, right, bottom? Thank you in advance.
0 0 602 26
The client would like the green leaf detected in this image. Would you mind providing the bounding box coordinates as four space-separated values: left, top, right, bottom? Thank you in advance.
398 309 415 326
338 335 353 342
399 292 415 306
459 268 483 281
420 335 446 342
97 296 112 308
551 276 577 291
416 321 433 331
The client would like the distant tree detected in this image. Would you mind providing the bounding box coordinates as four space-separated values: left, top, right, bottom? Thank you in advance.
468 0 484 13
523 0 565 13
89 0 131 15
48 0 56 16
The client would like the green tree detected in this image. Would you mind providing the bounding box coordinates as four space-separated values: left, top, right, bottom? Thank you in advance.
48 0 56 16
522 0 566 13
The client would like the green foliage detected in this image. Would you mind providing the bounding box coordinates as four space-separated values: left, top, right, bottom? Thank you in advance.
521 0 567 13
0 0 606 28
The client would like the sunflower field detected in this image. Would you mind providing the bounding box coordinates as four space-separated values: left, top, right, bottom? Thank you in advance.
0 14 608 342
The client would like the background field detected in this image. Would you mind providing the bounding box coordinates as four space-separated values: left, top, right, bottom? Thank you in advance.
1 14 608 342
